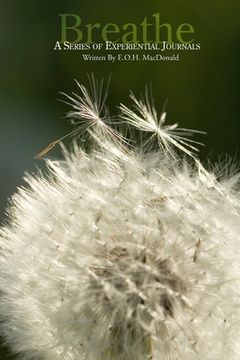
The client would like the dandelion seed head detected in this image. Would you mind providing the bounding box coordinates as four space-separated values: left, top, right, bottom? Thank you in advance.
1 77 240 360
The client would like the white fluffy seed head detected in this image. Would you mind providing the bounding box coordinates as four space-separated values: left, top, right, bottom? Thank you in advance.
0 77 240 360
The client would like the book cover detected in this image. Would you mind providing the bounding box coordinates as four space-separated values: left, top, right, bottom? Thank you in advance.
0 1 239 359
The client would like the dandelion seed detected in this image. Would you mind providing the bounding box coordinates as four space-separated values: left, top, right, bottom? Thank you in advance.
35 74 125 159
120 87 205 158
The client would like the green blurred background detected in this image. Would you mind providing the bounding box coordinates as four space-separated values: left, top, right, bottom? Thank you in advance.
0 0 239 358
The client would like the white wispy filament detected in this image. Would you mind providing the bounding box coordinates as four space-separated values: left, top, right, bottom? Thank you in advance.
120 89 204 158
0 77 240 360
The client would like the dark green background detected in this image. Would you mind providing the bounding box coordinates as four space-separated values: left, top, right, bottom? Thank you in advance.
0 1 239 358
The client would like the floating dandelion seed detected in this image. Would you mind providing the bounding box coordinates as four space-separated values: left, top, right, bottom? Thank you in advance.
1 76 240 360
120 88 205 158
34 74 124 160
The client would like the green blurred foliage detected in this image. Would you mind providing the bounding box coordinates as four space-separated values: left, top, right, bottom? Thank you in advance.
0 0 239 358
